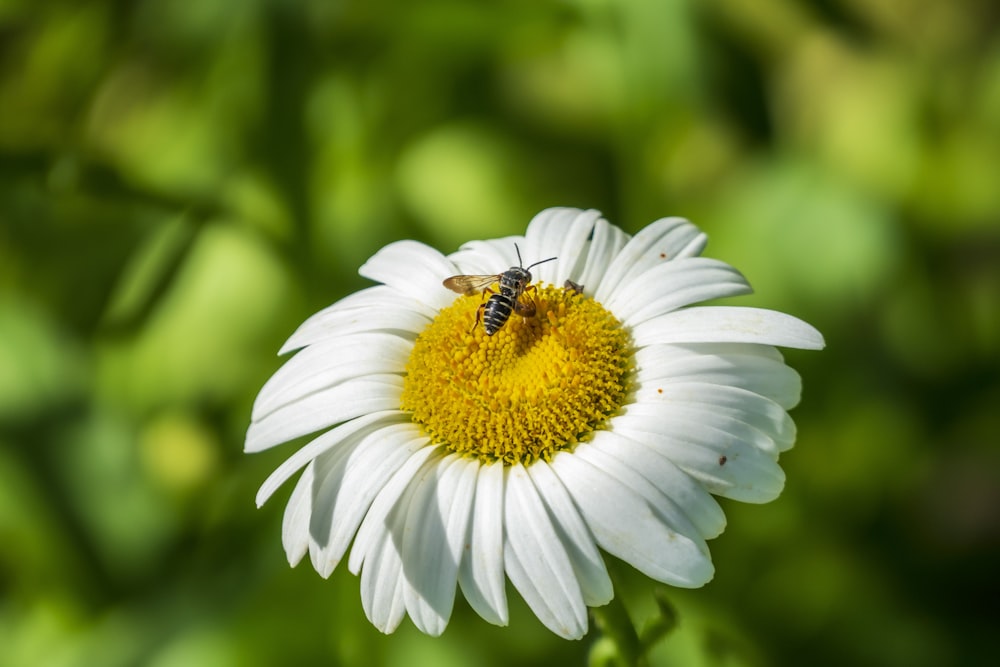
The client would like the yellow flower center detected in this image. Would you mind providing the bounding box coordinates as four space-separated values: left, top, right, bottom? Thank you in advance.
400 284 632 465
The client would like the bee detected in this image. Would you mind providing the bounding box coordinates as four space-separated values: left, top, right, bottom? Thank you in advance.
443 244 557 335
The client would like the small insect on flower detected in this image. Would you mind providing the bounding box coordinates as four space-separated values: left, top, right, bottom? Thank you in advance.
442 244 556 335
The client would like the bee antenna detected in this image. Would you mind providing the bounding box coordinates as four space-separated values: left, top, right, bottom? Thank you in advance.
514 243 524 268
525 255 558 271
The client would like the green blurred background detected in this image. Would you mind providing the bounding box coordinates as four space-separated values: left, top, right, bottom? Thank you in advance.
2 0 998 665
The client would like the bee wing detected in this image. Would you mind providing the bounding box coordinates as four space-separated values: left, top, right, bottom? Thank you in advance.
442 274 501 295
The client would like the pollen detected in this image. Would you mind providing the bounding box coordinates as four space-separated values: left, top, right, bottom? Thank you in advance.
400 284 632 464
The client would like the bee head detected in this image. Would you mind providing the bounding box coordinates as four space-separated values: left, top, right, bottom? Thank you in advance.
505 266 532 290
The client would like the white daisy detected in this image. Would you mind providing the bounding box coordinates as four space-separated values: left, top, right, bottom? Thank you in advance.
246 208 824 639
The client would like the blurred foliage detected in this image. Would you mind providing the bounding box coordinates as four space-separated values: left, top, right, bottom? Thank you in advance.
1 0 998 665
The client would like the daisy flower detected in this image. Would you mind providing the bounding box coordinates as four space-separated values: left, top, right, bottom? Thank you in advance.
246 208 824 639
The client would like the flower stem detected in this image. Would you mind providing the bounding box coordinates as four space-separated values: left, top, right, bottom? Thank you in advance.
639 588 679 653
590 594 645 667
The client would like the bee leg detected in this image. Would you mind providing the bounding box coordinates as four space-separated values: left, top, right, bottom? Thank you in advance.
563 279 584 294
471 301 486 333
515 285 537 318
468 287 495 333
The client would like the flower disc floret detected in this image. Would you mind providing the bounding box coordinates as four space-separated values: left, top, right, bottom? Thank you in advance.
401 284 632 464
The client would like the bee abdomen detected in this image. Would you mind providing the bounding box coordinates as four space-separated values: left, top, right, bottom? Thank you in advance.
483 294 515 335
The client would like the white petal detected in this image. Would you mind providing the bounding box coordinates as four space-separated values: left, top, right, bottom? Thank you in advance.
398 455 450 634
595 217 706 302
287 309 426 349
551 211 608 288
252 332 411 423
348 444 443 575
316 425 428 569
503 464 588 639
245 374 403 453
360 505 408 634
633 343 803 409
550 447 715 588
609 411 786 503
523 207 604 287
279 286 435 353
575 217 630 295
359 240 458 311
458 461 509 626
640 340 786 363
309 441 367 577
620 401 782 460
632 306 826 350
256 409 407 508
449 236 522 275
586 430 727 540
360 452 446 634
310 283 437 313
605 258 752 325
667 221 708 259
630 381 797 453
569 438 714 570
526 460 613 606
402 455 478 636
281 462 315 566
307 422 428 577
